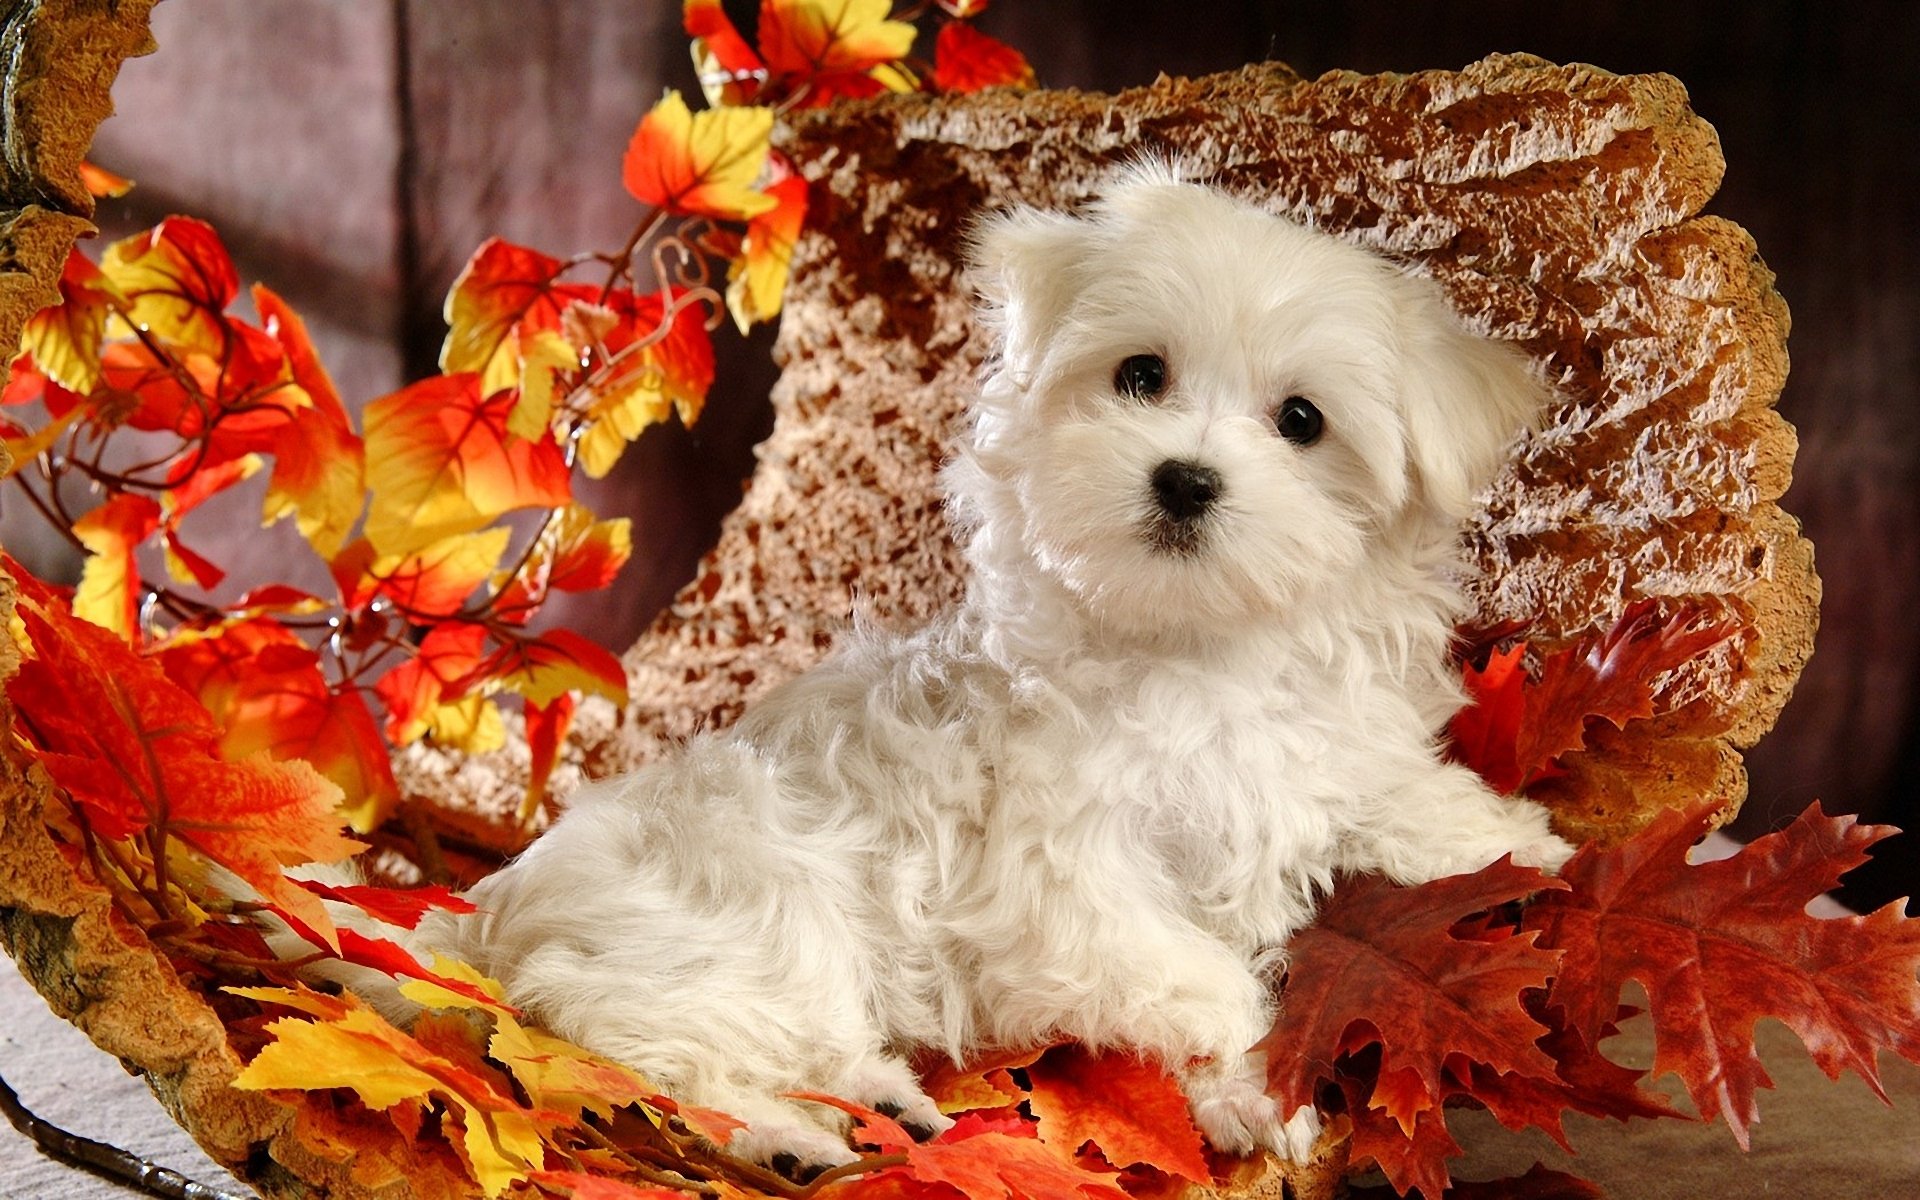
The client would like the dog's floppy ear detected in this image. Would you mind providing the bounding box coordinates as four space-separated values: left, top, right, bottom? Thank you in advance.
1395 280 1548 521
966 205 1089 372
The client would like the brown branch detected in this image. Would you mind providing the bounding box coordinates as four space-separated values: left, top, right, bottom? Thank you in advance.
0 1070 252 1200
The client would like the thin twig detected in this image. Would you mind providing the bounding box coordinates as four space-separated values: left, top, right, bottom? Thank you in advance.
0 1070 253 1200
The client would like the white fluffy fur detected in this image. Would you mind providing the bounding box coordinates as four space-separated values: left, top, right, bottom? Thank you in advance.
397 166 1572 1172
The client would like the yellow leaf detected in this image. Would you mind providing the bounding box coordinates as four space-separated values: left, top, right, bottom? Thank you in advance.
490 1016 653 1120
760 0 917 79
19 249 125 392
367 527 512 619
1 403 88 481
426 693 506 754
234 1009 445 1111
72 494 161 641
507 329 578 441
725 169 808 331
98 218 239 357
622 90 777 223
397 954 516 1017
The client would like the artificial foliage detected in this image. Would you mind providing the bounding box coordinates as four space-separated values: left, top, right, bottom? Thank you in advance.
0 4 1912 1200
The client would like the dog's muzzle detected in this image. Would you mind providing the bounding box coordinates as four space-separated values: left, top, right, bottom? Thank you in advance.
1146 459 1221 554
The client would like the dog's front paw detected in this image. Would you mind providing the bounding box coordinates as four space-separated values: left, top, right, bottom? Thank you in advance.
1182 1061 1321 1163
1512 831 1575 874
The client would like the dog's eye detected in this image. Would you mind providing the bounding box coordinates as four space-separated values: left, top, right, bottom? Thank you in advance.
1275 396 1324 445
1113 354 1168 400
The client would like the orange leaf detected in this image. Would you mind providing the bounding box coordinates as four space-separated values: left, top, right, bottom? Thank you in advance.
917 1046 1043 1115
79 160 134 198
759 0 917 84
575 290 715 479
18 247 124 392
254 283 366 559
7 568 363 940
684 0 769 106
497 505 634 622
531 1173 692 1200
902 1130 1130 1200
724 161 808 331
71 493 161 641
294 878 476 928
1024 1047 1209 1183
931 21 1035 94
374 622 492 745
468 628 628 708
369 528 513 619
440 238 570 384
159 617 399 832
362 373 572 556
98 217 240 357
491 1014 653 1120
622 90 777 223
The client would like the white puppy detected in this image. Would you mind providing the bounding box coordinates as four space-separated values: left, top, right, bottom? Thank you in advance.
419 165 1572 1176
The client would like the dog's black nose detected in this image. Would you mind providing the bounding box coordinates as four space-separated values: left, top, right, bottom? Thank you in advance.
1151 460 1223 522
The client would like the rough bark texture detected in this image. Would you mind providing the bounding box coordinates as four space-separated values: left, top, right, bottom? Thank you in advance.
0 5 1814 1196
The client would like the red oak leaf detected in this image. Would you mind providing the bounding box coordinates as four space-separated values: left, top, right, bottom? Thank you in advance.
1449 601 1736 794
917 1046 1044 1115
1024 1046 1209 1183
1263 861 1565 1117
1523 804 1920 1147
901 1130 1131 1200
931 21 1035 94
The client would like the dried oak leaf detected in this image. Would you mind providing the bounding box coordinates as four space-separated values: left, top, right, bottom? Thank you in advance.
1522 803 1920 1146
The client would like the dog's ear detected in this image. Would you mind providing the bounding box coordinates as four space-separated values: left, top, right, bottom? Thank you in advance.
1395 281 1548 521
966 206 1089 371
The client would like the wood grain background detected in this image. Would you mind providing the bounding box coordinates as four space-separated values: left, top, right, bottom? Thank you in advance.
18 0 1911 909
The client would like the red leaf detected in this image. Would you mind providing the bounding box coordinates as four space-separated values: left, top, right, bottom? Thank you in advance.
931 21 1035 94
523 693 576 821
466 628 629 708
70 493 161 641
254 283 366 559
1523 804 1920 1147
1024 1046 1209 1183
374 622 493 745
785 1091 915 1154
98 217 239 357
1448 644 1528 794
293 878 476 929
1348 1099 1461 1200
440 238 570 381
267 902 509 1013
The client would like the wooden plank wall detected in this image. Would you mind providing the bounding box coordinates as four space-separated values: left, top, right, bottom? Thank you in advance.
56 0 1918 908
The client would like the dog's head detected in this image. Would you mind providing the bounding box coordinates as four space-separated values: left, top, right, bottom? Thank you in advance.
951 164 1545 641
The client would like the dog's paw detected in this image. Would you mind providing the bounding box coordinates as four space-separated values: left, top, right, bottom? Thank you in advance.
727 1116 862 1183
1183 1065 1321 1163
1512 831 1576 874
836 1056 955 1143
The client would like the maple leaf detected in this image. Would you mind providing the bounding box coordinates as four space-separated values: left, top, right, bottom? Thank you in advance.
253 283 366 559
231 985 548 1197
724 160 808 332
622 90 777 223
18 247 125 392
366 528 513 619
98 217 240 358
1449 601 1736 794
374 622 493 745
931 21 1035 94
1523 803 1920 1147
158 617 399 831
70 493 160 641
492 1017 654 1121
1024 1047 1209 1183
7 566 362 939
574 289 716 479
917 1046 1042 1115
361 373 572 557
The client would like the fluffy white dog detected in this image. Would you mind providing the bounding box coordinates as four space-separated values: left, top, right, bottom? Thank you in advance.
404 165 1571 1177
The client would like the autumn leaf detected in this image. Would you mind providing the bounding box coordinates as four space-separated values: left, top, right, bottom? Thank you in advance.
361 373 572 556
295 877 477 928
523 693 575 821
254 283 366 559
622 90 777 223
70 493 160 641
759 0 917 93
492 1017 654 1120
159 617 399 831
98 217 240 357
684 0 769 107
497 504 635 622
79 160 134 198
467 628 629 708
931 21 1035 94
18 247 125 392
7 567 363 940
367 528 514 619
231 985 548 1197
1449 601 1736 794
531 1173 693 1200
375 622 493 745
917 1046 1039 1115
724 161 808 332
575 289 716 479
1523 804 1920 1147
440 238 571 384
1024 1047 1209 1183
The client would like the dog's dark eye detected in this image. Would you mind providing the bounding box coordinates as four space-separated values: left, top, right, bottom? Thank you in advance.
1113 354 1168 400
1275 396 1323 445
